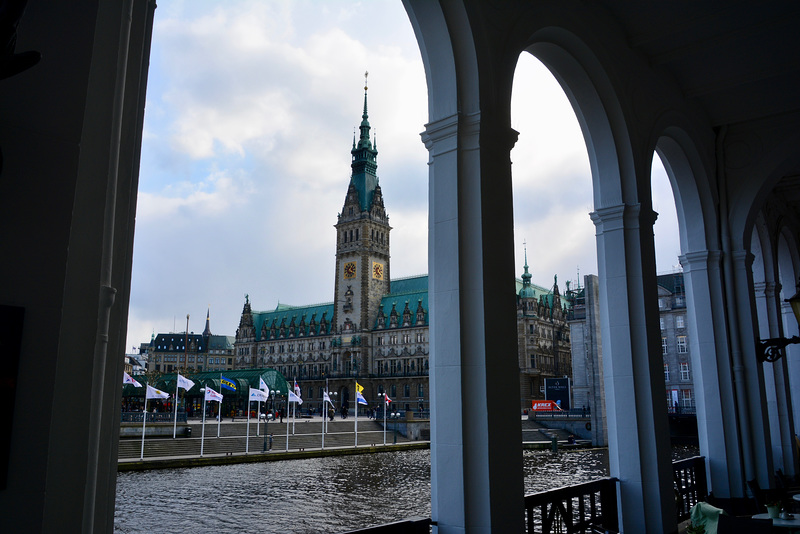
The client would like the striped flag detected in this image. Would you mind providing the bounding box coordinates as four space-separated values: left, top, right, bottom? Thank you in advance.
356 390 368 405
220 375 236 391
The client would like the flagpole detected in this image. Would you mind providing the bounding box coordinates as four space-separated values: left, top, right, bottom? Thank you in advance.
217 373 222 438
354 379 358 448
383 396 387 446
285 396 290 451
257 400 261 437
292 377 296 435
173 377 179 439
201 396 206 457
140 397 148 460
246 399 250 454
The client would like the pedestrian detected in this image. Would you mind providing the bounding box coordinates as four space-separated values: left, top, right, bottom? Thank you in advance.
280 408 284 423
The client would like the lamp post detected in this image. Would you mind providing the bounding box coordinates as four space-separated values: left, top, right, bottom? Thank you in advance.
757 281 800 362
378 392 389 445
329 391 338 421
262 390 275 452
390 411 401 444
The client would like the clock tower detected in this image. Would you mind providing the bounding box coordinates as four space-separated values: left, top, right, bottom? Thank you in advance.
333 73 391 344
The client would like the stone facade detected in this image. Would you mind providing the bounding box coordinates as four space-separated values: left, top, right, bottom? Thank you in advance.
569 272 694 445
233 85 574 414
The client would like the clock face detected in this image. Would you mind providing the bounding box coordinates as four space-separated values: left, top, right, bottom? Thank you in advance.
372 262 384 280
344 262 356 279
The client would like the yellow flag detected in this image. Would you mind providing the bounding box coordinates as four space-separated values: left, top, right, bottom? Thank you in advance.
355 381 364 394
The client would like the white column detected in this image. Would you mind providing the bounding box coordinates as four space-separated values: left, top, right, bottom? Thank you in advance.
681 250 744 497
424 111 524 533
730 250 774 487
591 204 676 533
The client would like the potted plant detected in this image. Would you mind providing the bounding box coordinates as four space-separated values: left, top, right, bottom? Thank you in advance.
765 491 783 519
685 521 705 534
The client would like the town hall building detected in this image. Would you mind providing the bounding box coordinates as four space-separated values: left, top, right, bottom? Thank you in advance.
232 82 573 413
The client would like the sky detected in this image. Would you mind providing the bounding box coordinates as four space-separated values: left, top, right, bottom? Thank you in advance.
126 0 680 351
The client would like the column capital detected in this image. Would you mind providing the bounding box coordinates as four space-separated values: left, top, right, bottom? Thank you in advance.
731 249 755 269
590 203 657 232
680 250 722 272
421 112 459 155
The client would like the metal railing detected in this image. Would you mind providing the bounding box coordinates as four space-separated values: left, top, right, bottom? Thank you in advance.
340 517 432 534
528 409 591 419
120 411 187 423
672 456 707 522
338 457 705 533
525 478 619 534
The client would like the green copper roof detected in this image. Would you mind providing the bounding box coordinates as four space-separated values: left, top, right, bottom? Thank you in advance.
519 246 536 298
350 73 379 212
251 302 335 341
390 274 428 293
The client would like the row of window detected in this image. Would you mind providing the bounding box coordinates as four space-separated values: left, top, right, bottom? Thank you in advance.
341 227 388 244
527 324 569 341
664 362 691 381
667 388 693 408
376 333 425 345
658 296 686 310
660 315 686 329
662 335 688 354
239 341 329 356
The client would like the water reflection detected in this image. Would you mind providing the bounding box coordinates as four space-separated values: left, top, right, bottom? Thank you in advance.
115 446 697 533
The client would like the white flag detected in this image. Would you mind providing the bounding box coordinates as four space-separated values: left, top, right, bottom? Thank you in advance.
177 374 195 391
323 391 332 405
123 372 142 388
205 387 223 403
249 387 269 402
146 384 169 399
259 376 269 392
288 390 303 405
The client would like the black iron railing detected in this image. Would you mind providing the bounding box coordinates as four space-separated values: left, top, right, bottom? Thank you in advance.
524 478 619 534
120 411 187 423
528 409 591 419
672 456 707 522
338 457 706 533
340 517 432 534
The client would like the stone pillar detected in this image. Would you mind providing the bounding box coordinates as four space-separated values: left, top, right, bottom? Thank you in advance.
591 204 677 533
424 110 524 533
583 276 608 447
731 250 774 487
756 279 797 477
681 250 744 496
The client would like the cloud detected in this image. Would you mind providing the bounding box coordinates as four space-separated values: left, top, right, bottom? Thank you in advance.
127 0 681 352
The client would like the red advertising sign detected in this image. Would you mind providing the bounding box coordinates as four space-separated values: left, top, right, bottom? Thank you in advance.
531 400 562 411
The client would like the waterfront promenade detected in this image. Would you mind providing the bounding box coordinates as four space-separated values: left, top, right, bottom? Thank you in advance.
117 416 587 471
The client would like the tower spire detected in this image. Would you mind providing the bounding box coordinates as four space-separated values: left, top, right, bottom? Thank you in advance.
202 306 211 337
348 71 379 211
358 70 372 149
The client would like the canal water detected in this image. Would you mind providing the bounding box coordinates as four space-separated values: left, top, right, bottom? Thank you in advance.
115 446 697 533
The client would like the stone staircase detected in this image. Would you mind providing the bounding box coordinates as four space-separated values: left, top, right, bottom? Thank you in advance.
118 419 412 460
520 419 572 442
